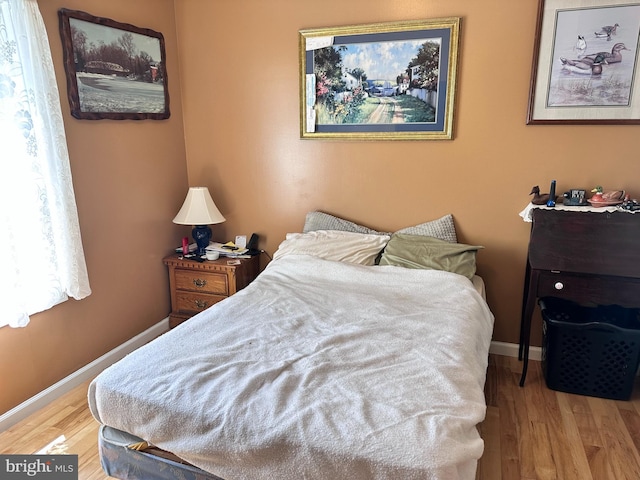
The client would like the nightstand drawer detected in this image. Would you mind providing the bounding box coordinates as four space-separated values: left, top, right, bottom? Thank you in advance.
175 269 228 295
175 291 225 314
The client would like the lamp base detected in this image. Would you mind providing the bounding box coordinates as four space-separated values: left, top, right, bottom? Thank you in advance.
192 225 212 256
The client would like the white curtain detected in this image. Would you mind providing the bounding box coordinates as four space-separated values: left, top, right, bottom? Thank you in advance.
0 0 91 328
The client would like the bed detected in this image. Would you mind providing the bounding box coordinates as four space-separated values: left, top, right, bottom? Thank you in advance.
89 212 495 480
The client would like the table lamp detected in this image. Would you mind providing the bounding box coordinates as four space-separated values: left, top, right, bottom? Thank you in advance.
173 187 226 256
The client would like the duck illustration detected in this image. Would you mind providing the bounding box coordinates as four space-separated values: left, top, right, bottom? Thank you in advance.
559 56 606 74
584 43 628 64
575 35 587 55
559 43 629 74
594 31 611 41
598 23 619 36
591 56 605 75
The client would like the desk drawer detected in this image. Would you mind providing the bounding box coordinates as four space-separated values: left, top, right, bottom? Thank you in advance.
175 269 228 295
537 271 640 307
529 210 640 277
175 291 225 314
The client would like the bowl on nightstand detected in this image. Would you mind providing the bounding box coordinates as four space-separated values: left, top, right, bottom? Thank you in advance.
205 251 220 261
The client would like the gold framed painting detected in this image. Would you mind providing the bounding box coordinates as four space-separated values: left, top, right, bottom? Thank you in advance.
299 18 461 140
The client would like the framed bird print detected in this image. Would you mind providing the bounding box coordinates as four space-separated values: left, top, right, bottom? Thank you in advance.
527 0 640 124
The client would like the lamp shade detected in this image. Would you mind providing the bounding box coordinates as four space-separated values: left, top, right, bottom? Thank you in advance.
173 187 226 225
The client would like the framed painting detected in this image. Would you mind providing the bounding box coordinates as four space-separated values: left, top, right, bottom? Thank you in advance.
527 0 640 124
58 9 170 120
299 18 461 140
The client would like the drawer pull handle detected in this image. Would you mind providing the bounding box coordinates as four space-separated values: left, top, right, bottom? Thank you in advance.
193 278 207 288
194 300 208 309
554 282 564 290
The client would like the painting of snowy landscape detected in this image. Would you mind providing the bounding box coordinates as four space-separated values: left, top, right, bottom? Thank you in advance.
59 9 170 120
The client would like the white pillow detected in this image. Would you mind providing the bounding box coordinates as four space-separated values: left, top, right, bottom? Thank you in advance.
273 230 390 266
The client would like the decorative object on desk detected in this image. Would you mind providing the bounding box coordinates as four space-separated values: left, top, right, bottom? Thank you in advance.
602 190 625 201
529 185 560 205
590 185 604 202
562 189 587 206
587 186 625 207
546 180 557 207
621 196 640 211
526 0 640 125
173 187 226 256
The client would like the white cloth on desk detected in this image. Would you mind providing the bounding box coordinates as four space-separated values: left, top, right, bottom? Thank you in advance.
519 202 636 222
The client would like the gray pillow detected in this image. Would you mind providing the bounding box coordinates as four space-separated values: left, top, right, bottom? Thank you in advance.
303 211 457 243
396 214 457 243
379 233 482 279
303 211 384 235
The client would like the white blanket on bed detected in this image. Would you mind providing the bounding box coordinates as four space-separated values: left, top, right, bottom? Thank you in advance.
89 255 494 480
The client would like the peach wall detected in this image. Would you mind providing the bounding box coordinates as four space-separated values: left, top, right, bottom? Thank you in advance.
0 1 188 415
175 0 639 350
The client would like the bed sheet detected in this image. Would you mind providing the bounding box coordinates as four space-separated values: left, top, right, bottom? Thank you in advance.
89 254 494 480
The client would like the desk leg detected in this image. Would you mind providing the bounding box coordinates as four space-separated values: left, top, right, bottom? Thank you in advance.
519 258 532 361
519 269 539 387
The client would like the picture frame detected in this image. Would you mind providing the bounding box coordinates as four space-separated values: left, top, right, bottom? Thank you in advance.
527 0 640 124
58 9 170 120
299 18 461 140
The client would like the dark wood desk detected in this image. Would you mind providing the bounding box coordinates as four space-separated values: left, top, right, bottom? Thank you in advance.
519 208 640 386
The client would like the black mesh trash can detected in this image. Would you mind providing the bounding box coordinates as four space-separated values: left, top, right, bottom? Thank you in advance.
539 297 640 400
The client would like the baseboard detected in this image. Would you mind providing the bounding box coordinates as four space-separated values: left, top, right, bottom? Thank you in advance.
0 317 169 433
490 340 542 361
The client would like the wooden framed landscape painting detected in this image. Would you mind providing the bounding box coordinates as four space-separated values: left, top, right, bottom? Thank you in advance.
527 0 640 124
58 8 170 120
299 18 461 140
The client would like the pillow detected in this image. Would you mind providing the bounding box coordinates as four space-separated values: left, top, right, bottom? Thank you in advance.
303 211 458 243
303 211 384 235
395 214 458 243
273 230 390 266
378 233 482 279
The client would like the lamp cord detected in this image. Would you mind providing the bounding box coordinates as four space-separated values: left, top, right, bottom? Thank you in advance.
260 249 273 261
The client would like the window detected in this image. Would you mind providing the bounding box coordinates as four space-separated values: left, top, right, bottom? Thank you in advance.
0 0 91 328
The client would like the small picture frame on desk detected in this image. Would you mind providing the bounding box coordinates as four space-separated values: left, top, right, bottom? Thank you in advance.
563 189 587 206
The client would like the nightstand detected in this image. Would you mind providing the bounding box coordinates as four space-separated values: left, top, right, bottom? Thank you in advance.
163 254 260 328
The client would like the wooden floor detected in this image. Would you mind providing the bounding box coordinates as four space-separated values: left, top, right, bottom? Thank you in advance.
1 355 640 479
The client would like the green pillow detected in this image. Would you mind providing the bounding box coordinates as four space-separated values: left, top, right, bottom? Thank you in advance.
379 233 482 279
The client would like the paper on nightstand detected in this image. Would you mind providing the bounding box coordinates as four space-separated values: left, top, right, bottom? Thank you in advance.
206 242 249 257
